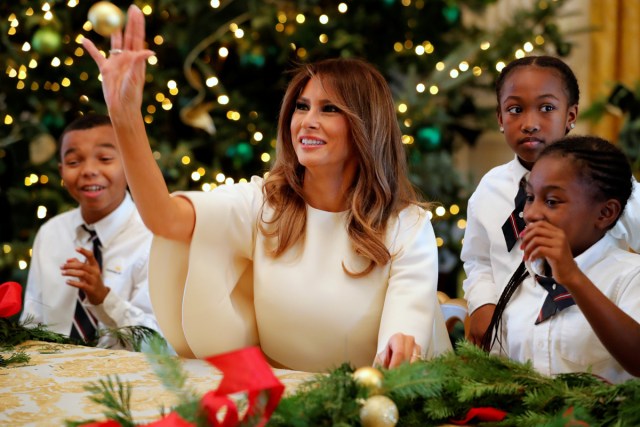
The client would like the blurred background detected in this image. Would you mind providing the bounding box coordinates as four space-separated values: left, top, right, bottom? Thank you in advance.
1 0 638 297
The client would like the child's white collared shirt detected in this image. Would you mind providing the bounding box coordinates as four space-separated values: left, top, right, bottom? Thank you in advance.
495 233 640 383
21 192 159 348
462 156 640 315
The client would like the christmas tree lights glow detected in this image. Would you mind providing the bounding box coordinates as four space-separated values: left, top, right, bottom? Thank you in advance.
0 0 573 289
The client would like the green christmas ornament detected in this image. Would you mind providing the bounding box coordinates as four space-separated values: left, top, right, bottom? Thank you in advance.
235 142 253 161
226 142 254 164
240 53 266 68
442 5 460 24
32 27 62 55
417 126 442 150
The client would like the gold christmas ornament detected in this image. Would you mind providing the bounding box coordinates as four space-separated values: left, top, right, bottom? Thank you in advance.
180 101 217 135
359 395 399 427
353 366 384 394
29 133 57 165
88 1 125 37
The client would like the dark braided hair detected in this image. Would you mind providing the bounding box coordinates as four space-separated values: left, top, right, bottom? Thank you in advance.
495 55 580 111
543 136 633 224
481 135 634 352
480 261 529 352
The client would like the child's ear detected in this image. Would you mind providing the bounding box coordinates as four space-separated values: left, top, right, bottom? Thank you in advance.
496 110 504 132
566 104 579 133
596 199 622 230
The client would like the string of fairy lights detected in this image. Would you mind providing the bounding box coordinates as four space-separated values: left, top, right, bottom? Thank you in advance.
2 0 559 273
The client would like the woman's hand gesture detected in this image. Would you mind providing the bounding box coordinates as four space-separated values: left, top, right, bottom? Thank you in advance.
82 5 154 117
374 333 422 368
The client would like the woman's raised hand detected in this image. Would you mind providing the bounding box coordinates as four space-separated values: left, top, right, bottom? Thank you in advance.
82 5 154 116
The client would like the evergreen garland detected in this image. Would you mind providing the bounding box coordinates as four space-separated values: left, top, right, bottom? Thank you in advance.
0 316 163 366
35 338 640 426
269 342 640 426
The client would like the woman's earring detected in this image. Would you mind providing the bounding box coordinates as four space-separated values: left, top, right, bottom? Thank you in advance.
499 126 504 133
570 123 575 129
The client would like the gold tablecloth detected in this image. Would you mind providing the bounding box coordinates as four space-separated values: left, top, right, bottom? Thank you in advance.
0 341 311 426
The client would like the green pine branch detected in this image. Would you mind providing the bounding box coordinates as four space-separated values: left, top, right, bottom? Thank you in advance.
79 375 136 427
0 350 29 367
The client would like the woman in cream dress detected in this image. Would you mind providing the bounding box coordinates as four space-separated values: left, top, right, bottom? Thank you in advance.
83 5 451 372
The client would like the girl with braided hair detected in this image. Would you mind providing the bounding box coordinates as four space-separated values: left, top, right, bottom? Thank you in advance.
482 135 640 383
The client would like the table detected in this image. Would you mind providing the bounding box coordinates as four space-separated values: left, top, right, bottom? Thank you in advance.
0 341 311 426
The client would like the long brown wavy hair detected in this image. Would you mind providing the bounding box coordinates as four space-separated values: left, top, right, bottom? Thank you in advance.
259 57 425 276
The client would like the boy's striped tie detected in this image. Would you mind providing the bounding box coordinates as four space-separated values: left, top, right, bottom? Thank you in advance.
69 226 101 342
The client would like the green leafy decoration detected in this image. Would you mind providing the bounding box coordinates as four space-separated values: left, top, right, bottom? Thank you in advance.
82 376 135 427
144 335 204 424
269 342 640 426
0 316 167 366
101 325 163 352
59 340 640 426
0 350 29 367
1 315 71 347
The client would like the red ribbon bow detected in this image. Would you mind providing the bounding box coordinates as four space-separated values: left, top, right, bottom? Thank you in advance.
449 407 507 425
0 281 22 318
142 346 284 427
201 346 284 427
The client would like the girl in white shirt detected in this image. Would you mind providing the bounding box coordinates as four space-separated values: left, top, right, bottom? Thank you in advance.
81 5 450 371
482 135 640 383
462 55 640 346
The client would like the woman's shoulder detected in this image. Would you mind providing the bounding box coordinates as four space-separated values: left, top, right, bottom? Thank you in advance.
397 202 429 221
390 203 434 237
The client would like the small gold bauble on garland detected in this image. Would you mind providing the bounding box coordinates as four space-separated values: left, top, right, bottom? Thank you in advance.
88 1 125 37
353 366 384 395
359 395 399 427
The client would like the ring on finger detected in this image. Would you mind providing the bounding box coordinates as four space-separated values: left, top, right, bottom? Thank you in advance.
109 49 123 55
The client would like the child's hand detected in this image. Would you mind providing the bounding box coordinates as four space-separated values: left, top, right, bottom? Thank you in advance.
61 247 110 305
468 303 495 346
520 221 580 287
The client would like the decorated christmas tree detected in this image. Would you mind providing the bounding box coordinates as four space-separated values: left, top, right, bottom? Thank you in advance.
0 0 574 289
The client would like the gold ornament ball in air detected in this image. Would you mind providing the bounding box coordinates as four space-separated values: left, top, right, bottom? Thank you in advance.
88 1 125 37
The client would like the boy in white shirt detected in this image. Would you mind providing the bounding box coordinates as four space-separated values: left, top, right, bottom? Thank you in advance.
21 114 160 348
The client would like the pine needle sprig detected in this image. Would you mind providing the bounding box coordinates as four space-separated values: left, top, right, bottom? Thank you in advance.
270 341 640 426
383 361 443 400
141 335 206 424
0 350 29 366
101 325 164 352
1 316 72 347
144 335 195 400
614 380 640 425
270 363 361 427
83 375 135 427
